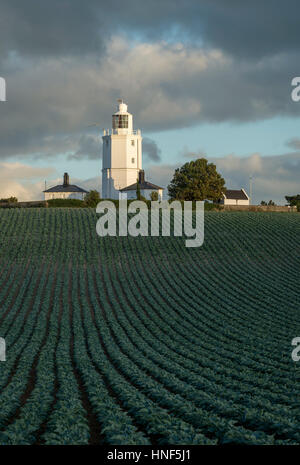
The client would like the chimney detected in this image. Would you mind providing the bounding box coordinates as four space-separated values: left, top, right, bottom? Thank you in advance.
138 170 145 184
63 172 69 187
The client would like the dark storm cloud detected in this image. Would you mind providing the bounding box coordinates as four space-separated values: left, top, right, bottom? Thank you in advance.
2 1 300 60
1 1 300 161
0 0 104 59
286 137 300 150
175 1 300 59
0 41 297 161
68 134 101 160
142 137 161 162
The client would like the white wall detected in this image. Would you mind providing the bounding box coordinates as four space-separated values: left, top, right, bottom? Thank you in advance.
120 188 163 201
223 198 236 205
45 191 86 201
141 189 163 201
102 132 142 199
222 197 249 205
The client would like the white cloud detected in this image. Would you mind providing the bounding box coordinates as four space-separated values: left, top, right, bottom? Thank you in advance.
0 163 55 201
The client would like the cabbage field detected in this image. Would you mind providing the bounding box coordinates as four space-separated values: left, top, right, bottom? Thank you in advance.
0 208 299 445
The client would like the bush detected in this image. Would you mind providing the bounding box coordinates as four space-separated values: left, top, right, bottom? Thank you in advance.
0 201 47 209
47 198 85 208
204 202 223 211
24 202 47 208
84 190 101 208
0 196 18 203
150 191 159 201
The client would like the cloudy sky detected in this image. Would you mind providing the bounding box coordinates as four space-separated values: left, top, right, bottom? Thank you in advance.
1 0 300 203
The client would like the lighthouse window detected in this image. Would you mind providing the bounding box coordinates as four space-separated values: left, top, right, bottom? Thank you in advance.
112 114 128 129
131 140 135 146
131 158 135 164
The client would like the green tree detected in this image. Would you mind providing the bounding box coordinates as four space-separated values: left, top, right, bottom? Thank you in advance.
84 190 101 207
285 194 300 211
150 191 158 201
261 200 276 206
285 194 300 206
168 158 226 201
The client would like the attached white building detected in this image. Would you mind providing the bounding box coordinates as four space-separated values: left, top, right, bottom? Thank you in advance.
102 99 163 200
43 173 88 200
219 189 250 205
119 170 163 200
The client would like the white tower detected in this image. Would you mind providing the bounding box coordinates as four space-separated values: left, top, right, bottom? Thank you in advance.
102 100 142 199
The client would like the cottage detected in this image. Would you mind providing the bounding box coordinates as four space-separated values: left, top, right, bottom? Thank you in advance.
219 189 250 206
43 173 88 201
119 170 163 200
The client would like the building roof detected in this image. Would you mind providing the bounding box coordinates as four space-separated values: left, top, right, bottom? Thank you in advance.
120 169 163 191
120 180 163 192
43 172 88 194
224 189 249 200
43 184 88 193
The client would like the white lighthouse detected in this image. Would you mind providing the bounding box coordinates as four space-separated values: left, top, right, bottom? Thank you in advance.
102 99 142 199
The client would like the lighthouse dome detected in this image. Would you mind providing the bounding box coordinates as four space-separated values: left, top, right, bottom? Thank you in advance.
118 101 128 113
